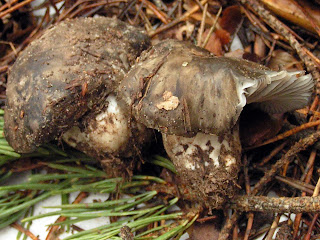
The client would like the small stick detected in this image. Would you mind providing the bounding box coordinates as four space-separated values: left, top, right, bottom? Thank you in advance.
196 3 208 46
293 148 315 238
230 195 320 213
0 0 19 12
138 4 153 31
196 215 217 223
118 0 136 19
0 66 8 74
313 175 320 197
45 192 89 240
257 141 287 167
240 5 268 33
304 177 320 239
296 108 320 118
304 213 319 240
264 37 276 65
244 213 254 240
139 0 170 24
0 0 35 19
300 150 317 182
10 222 39 240
248 120 320 149
218 211 240 240
149 0 208 37
243 156 253 240
265 214 281 240
201 7 222 48
275 176 314 195
304 48 320 69
232 224 239 240
298 151 315 204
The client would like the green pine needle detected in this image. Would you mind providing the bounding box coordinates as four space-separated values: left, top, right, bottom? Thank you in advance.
0 109 197 239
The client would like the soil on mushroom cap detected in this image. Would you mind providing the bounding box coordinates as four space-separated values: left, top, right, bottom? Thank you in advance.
4 17 151 153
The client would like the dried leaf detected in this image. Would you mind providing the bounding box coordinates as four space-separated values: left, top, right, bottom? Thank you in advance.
219 5 243 35
262 0 320 33
215 29 230 45
203 29 230 56
203 30 223 56
240 108 283 147
224 49 245 58
268 49 303 71
253 34 266 58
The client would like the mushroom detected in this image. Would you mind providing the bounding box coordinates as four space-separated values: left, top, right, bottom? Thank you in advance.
4 17 314 209
4 17 151 156
118 39 313 208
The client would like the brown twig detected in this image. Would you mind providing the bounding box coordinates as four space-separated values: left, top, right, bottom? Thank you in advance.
275 176 314 195
0 0 36 19
218 211 240 240
249 120 320 149
244 213 254 240
301 150 317 182
257 141 287 167
138 0 170 24
304 175 320 240
10 222 39 240
265 214 281 240
0 0 20 12
201 7 222 48
148 0 208 37
243 155 253 240
293 149 317 237
45 192 89 240
230 195 320 213
196 3 208 46
305 213 319 240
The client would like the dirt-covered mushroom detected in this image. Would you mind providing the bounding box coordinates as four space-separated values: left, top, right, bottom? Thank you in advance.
118 39 314 208
4 17 151 154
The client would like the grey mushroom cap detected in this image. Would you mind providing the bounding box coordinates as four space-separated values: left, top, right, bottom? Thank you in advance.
118 39 313 137
4 17 151 153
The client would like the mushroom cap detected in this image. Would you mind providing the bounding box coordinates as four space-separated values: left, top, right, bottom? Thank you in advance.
5 17 151 153
119 39 313 137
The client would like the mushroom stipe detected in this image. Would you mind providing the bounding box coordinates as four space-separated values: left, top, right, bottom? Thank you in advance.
4 17 314 209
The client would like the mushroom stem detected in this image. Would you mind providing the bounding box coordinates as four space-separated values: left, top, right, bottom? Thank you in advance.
162 125 241 209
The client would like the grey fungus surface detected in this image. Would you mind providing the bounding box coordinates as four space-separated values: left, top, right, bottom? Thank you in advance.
5 17 151 153
119 39 313 208
118 39 313 137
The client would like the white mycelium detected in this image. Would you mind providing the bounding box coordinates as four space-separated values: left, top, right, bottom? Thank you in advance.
63 94 133 157
163 131 238 172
